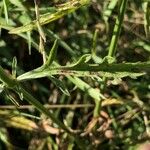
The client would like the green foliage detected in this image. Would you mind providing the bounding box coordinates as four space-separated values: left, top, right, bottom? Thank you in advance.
0 0 150 149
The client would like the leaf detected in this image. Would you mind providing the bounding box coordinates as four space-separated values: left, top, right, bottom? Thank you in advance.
46 39 59 66
70 54 91 68
9 0 90 34
103 0 118 22
0 84 4 93
133 40 150 53
0 110 39 131
27 31 32 55
9 0 25 9
12 56 17 78
17 61 149 81
102 56 116 64
103 0 118 32
2 0 9 24
142 1 150 38
67 76 105 100
0 17 16 30
5 91 20 107
48 76 70 96
91 29 99 56
45 29 77 56
0 128 14 148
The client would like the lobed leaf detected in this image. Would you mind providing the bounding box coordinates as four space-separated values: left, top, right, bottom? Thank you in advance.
17 61 150 81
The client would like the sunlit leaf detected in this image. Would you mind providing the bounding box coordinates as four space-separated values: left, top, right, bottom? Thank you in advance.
2 0 9 23
9 0 90 34
17 61 149 81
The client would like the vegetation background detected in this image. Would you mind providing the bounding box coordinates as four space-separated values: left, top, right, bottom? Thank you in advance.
0 0 150 149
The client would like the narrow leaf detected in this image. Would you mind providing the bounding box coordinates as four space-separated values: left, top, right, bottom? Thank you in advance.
5 91 19 107
91 29 99 56
48 76 70 96
46 39 59 66
3 0 9 24
9 0 25 9
103 0 118 22
27 31 32 55
142 1 150 38
12 56 17 78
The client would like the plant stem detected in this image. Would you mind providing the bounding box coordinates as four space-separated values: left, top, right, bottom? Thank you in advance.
19 86 71 133
108 0 128 57
101 0 128 90
0 64 87 149
93 100 101 117
0 65 71 133
0 66 16 87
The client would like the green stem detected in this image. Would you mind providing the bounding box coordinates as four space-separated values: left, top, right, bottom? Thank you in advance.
101 0 128 90
68 76 103 117
93 100 101 117
108 0 128 57
19 86 71 133
0 65 86 149
95 0 128 117
0 66 16 87
0 65 70 133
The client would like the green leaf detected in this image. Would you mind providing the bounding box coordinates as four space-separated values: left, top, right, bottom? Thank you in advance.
133 40 150 53
103 0 118 31
27 31 32 55
102 56 116 64
9 0 90 34
12 56 17 78
68 76 105 100
48 76 70 96
142 1 150 38
9 0 25 9
17 61 149 81
103 0 118 22
46 39 59 66
0 17 16 30
2 0 9 24
70 54 91 68
91 29 99 56
45 29 77 57
0 84 4 93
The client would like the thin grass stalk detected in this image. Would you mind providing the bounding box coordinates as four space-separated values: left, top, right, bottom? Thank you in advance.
108 0 128 57
101 0 128 90
92 29 101 117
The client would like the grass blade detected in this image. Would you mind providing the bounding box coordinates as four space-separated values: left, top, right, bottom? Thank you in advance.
9 0 90 34
2 0 9 24
142 1 150 38
108 0 128 57
46 39 59 66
